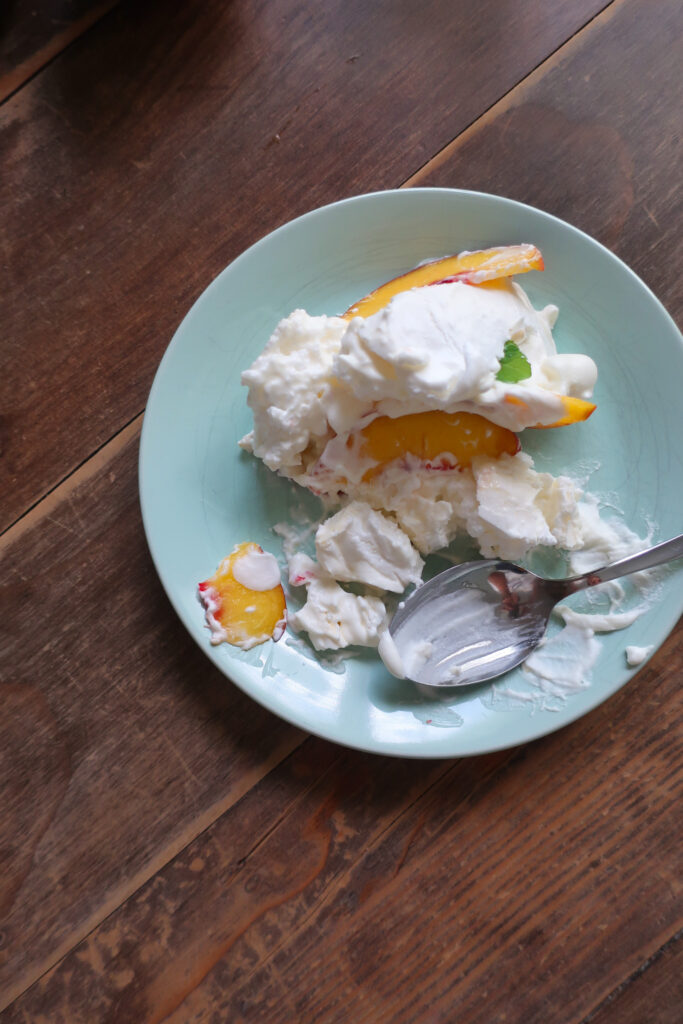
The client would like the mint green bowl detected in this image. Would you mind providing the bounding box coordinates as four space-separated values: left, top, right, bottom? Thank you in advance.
139 189 683 757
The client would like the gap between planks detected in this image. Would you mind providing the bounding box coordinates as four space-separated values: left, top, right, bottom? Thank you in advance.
0 413 143 555
9 745 515 1019
227 749 523 1001
578 927 683 1024
0 0 121 107
402 0 621 188
1 730 311 1013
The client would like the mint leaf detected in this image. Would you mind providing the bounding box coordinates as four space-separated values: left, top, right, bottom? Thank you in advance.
496 341 531 383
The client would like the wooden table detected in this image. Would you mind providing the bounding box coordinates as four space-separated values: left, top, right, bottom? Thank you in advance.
1 1 681 1020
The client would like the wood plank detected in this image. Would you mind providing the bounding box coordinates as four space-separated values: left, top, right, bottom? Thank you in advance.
582 932 682 1024
0 0 610 531
0 423 492 1007
409 0 683 322
2 627 680 1022
0 0 119 103
0 431 306 1006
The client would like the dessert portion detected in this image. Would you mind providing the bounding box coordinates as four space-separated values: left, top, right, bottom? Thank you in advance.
198 542 286 649
238 245 602 653
234 246 615 658
208 245 652 682
240 247 597 574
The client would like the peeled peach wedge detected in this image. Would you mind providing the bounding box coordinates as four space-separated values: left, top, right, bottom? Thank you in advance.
504 394 596 429
539 395 596 428
343 244 544 320
198 542 286 649
354 410 520 479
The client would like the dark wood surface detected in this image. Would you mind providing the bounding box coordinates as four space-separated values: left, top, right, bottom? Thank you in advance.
0 0 118 102
1 1 681 1021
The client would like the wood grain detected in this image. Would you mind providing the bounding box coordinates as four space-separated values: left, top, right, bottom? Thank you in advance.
0 0 610 532
1 0 682 1020
2 633 681 1022
0 0 118 102
409 0 683 322
0 432 305 1006
583 931 682 1024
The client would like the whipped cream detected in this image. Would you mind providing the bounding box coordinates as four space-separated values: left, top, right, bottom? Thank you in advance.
377 629 405 678
556 604 644 633
240 310 347 474
241 280 597 494
625 645 654 666
231 548 281 590
334 283 517 420
331 281 595 432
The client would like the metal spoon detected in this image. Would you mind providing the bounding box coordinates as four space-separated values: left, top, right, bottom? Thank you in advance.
385 534 683 687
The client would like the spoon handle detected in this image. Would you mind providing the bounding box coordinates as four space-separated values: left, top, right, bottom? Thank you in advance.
571 533 683 590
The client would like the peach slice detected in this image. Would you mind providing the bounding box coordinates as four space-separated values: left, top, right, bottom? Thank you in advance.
198 542 286 649
354 410 520 478
502 394 596 429
531 395 596 429
343 244 544 320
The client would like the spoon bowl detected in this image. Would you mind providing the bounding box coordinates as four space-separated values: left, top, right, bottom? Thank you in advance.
386 534 683 687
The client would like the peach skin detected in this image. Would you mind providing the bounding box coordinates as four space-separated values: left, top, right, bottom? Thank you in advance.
343 244 544 320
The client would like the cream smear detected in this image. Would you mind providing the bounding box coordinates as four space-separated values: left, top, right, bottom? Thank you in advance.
625 644 654 667
232 548 281 591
